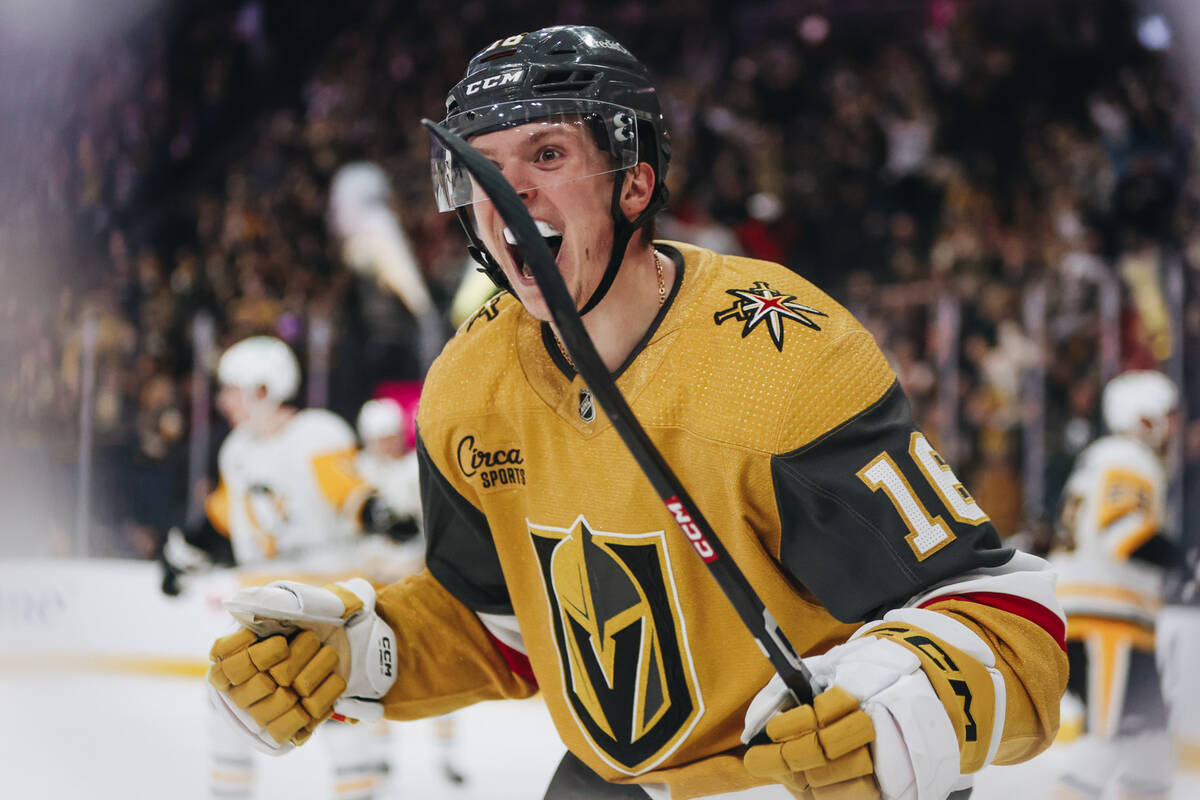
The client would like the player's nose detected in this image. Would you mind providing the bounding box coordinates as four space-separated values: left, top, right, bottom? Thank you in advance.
497 160 538 203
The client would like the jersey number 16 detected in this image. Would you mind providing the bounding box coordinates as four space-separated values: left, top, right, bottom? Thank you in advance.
856 432 990 561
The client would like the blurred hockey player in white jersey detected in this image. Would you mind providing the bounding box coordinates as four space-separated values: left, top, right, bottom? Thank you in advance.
355 398 420 525
165 336 413 800
1050 370 1181 799
355 396 467 786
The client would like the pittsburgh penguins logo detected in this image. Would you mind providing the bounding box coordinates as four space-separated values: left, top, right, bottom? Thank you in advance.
529 516 703 775
244 483 287 558
714 281 827 351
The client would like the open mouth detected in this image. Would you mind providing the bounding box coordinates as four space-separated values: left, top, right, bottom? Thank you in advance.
503 221 563 280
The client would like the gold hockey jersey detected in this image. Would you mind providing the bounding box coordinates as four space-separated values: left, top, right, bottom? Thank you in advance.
374 242 1067 797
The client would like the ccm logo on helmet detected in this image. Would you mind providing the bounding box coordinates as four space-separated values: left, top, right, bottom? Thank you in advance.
464 69 524 96
666 497 718 563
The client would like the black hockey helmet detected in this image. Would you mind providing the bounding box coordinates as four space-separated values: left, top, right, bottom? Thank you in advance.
432 26 671 312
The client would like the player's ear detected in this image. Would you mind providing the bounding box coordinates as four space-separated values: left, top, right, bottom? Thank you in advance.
619 163 655 220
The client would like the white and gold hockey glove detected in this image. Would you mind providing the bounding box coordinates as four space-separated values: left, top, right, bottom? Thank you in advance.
743 608 1005 800
206 578 397 755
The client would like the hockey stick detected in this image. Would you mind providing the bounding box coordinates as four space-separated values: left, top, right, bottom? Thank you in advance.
422 119 815 706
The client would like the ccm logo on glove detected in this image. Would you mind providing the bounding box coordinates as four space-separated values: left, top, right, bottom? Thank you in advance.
869 627 977 742
379 635 393 678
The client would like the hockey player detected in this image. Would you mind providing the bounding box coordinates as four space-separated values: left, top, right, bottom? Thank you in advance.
355 398 420 525
1050 370 1180 799
170 336 411 800
203 27 1067 799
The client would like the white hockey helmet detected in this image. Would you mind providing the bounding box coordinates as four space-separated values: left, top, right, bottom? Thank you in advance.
357 397 407 442
217 336 300 405
1101 370 1178 446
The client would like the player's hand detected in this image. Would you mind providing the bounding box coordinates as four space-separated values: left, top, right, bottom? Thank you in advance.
160 526 213 596
206 578 397 755
743 685 878 799
360 494 420 542
742 609 1004 800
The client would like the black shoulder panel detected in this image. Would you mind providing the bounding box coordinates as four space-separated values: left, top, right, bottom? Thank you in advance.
771 381 1012 622
417 433 514 615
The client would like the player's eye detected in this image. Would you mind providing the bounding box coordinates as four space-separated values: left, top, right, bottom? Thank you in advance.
535 147 563 164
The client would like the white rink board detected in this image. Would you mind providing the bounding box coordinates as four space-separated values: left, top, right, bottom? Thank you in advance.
2 559 1196 799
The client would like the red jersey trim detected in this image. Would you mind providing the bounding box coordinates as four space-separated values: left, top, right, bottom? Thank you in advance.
920 591 1067 652
487 631 538 687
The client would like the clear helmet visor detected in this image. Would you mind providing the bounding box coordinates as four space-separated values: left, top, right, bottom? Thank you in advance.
430 99 639 211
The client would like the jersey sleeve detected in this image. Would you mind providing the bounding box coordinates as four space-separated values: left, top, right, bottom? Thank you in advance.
300 411 373 516
1097 465 1160 559
921 596 1069 765
375 570 537 720
772 359 1011 622
204 480 231 538
771 329 1068 765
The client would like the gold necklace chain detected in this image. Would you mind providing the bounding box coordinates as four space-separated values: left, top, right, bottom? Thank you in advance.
554 250 665 369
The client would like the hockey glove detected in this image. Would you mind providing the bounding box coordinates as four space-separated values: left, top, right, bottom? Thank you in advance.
207 578 397 755
161 526 215 596
743 684 878 799
160 519 235 596
742 609 1005 800
360 494 420 543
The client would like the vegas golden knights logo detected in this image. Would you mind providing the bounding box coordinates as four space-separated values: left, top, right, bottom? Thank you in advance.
530 516 703 774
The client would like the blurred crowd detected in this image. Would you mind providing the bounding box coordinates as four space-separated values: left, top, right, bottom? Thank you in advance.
2 0 1198 557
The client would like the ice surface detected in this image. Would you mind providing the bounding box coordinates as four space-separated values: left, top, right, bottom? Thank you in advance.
4 669 1199 799
2 559 1196 799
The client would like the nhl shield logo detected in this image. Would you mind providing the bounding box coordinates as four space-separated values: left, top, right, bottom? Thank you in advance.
714 281 828 351
578 388 596 422
529 516 703 775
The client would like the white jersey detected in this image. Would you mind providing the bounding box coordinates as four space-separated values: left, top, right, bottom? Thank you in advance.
355 450 422 521
354 449 426 585
210 409 371 569
1051 434 1165 625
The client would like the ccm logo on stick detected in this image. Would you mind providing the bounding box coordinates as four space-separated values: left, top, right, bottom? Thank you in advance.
666 498 718 563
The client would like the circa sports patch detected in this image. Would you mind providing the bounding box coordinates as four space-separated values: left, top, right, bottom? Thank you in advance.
713 281 828 351
455 433 526 491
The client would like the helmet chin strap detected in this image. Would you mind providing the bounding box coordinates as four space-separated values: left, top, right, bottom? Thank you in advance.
455 206 512 294
577 173 639 316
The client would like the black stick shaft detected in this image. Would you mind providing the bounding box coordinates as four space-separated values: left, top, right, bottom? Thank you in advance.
422 119 815 706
